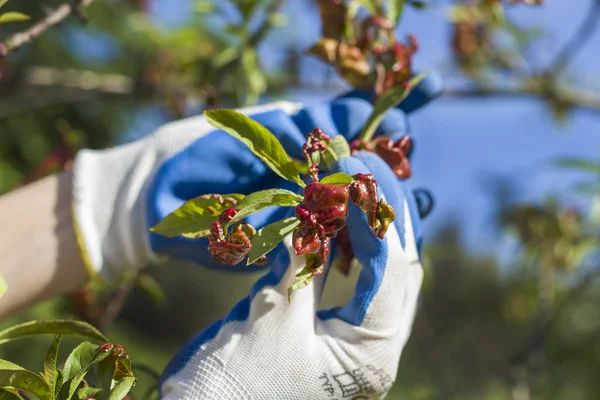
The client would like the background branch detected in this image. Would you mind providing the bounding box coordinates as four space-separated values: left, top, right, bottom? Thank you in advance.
0 0 95 57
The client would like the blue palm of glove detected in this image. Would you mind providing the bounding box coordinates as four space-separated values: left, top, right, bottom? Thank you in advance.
147 76 440 271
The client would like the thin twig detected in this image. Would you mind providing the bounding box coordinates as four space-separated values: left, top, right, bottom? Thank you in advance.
549 0 600 76
442 87 600 115
0 0 95 57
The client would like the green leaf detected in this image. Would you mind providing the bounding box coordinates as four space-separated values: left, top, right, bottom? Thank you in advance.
61 342 98 383
231 189 303 224
204 109 305 187
320 172 354 186
247 217 301 265
241 48 267 106
554 157 600 174
287 265 315 302
149 193 245 238
76 385 102 399
60 344 112 400
0 1 10 11
322 136 351 169
0 274 7 299
329 135 351 159
0 12 29 24
44 335 62 393
107 377 136 400
136 273 167 308
0 388 24 400
359 73 428 141
0 320 108 346
0 360 52 399
387 0 405 24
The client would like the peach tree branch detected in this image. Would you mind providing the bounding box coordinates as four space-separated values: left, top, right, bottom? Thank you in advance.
0 0 95 57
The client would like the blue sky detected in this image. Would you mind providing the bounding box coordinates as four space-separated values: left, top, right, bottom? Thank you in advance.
144 0 600 262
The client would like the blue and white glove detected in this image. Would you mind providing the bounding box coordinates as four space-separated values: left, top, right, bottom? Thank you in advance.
159 151 424 399
71 75 442 280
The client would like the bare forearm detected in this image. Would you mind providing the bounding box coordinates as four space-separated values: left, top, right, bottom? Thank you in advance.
0 171 89 319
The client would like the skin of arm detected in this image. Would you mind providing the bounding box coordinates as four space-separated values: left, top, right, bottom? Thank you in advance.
0 171 89 319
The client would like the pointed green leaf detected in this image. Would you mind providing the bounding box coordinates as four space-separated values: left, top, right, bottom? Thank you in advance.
359 73 428 141
387 0 405 24
329 135 351 159
231 189 303 224
322 136 351 169
554 157 600 174
287 265 315 302
0 320 107 346
0 388 24 400
0 1 10 11
44 335 62 393
247 217 301 265
108 377 136 400
320 172 354 186
0 274 7 299
204 109 305 187
0 360 52 399
0 12 29 24
60 344 112 400
76 385 102 399
150 193 245 238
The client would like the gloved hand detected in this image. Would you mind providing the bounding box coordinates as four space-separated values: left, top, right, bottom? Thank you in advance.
71 74 441 280
159 151 424 399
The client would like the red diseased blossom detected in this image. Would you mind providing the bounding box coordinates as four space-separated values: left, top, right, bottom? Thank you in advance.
208 209 257 266
293 226 322 256
349 173 379 228
293 182 350 271
373 135 413 179
300 182 349 238
374 35 419 95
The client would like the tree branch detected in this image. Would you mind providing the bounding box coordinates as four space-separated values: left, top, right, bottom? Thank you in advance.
549 0 600 76
0 0 95 57
442 87 600 116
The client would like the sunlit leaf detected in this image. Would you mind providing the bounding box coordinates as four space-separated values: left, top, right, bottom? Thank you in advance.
0 12 29 24
287 264 315 302
247 217 301 265
231 189 303 224
150 194 245 238
204 109 305 187
0 320 107 346
320 172 354 186
387 0 405 24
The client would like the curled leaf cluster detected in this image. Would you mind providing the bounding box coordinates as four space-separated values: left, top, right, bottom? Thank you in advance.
351 135 413 179
308 1 420 96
